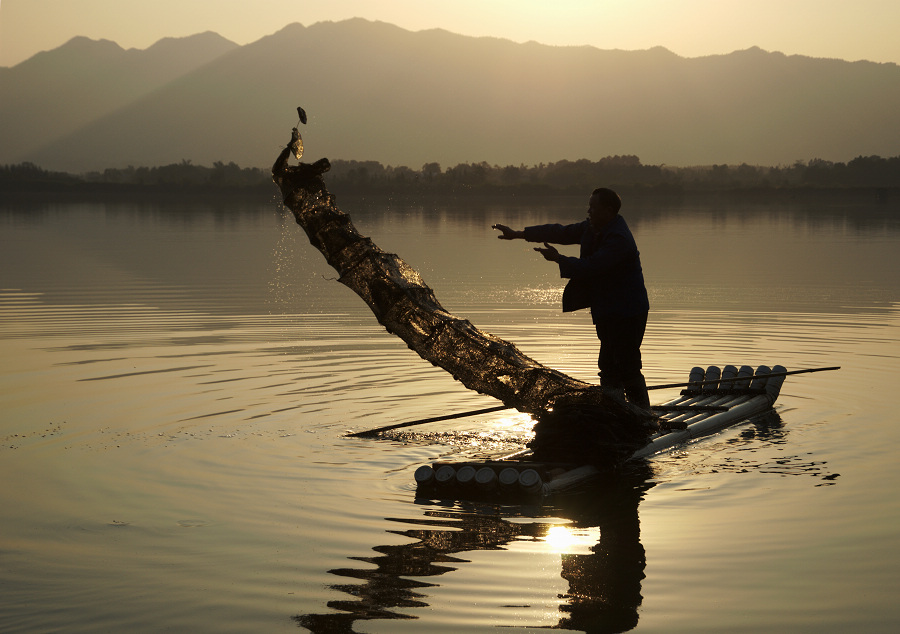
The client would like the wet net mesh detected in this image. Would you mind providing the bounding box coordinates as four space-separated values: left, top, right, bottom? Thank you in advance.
272 144 653 466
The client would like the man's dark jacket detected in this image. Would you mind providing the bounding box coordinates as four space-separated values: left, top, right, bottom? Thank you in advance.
523 215 649 320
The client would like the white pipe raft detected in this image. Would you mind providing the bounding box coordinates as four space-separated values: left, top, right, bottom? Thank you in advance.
415 364 789 500
631 365 785 459
544 364 787 495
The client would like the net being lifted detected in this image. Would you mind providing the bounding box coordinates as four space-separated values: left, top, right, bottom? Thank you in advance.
272 137 654 466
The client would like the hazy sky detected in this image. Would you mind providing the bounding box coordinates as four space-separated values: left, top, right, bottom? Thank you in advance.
2 0 899 67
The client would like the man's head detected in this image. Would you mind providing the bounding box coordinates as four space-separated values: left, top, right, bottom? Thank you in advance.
588 187 621 230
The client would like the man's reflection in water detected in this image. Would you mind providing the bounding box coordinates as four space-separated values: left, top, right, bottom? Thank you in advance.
295 413 822 633
554 462 653 633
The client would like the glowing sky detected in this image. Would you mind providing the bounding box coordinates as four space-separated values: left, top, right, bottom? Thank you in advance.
2 0 898 67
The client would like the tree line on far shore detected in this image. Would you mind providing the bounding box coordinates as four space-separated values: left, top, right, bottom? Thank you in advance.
2 154 899 197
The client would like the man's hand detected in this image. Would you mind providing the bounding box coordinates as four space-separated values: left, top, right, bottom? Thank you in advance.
492 224 523 240
534 242 559 262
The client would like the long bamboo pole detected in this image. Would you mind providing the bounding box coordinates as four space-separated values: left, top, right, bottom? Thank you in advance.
345 405 510 437
646 366 840 390
345 366 840 437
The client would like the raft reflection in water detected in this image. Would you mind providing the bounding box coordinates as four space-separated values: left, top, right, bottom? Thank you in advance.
294 461 655 633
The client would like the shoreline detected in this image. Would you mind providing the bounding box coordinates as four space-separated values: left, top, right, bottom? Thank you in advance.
2 182 898 207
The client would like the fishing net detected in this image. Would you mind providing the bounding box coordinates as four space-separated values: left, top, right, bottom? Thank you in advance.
272 138 654 466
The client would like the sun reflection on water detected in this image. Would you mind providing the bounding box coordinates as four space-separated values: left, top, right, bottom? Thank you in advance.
542 524 601 555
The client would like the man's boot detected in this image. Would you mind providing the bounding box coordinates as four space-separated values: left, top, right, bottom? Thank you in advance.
624 376 651 410
624 376 660 433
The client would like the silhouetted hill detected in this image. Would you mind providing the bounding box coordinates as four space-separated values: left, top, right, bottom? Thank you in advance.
0 32 238 167
2 19 898 172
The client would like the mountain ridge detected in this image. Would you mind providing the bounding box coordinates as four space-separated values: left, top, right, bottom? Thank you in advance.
2 19 898 172
0 31 239 165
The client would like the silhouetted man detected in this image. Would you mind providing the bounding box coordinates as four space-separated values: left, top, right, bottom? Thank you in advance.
492 187 651 409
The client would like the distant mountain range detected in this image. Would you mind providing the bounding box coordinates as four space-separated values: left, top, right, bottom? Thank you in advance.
2 18 899 173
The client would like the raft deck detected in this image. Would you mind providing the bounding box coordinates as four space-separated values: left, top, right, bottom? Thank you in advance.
414 364 786 500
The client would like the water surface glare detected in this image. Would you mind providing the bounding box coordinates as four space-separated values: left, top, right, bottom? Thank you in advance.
1 198 899 632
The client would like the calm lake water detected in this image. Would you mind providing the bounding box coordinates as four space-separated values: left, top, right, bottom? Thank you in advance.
1 193 899 632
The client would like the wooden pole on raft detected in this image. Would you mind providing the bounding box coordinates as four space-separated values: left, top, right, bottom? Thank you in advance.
345 405 511 437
